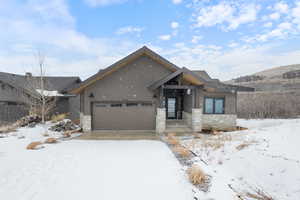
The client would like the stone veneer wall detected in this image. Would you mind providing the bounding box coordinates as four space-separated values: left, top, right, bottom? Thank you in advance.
182 111 192 128
202 114 237 130
81 113 91 132
156 108 166 133
192 109 202 132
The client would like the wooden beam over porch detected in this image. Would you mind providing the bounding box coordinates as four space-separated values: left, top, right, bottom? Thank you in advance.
163 85 197 89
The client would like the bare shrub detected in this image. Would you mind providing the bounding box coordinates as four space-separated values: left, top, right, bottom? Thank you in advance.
187 164 206 185
243 187 276 200
51 113 68 123
44 137 57 144
236 139 258 151
26 141 43 150
238 91 300 119
236 143 250 150
173 146 191 158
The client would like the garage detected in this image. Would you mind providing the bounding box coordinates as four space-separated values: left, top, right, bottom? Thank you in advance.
92 102 156 130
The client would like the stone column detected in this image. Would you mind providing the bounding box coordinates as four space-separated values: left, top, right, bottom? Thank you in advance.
192 108 202 132
156 108 166 134
82 115 92 132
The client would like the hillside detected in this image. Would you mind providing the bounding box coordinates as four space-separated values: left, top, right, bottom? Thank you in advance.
225 64 300 91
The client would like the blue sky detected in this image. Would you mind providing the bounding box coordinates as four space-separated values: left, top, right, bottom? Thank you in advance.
0 0 300 80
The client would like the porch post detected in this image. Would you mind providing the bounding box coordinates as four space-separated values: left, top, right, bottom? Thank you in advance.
191 88 202 132
156 86 166 134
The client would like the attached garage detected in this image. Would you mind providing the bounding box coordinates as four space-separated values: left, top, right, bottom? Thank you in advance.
92 102 156 130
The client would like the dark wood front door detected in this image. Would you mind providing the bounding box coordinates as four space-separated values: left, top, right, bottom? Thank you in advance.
166 97 177 119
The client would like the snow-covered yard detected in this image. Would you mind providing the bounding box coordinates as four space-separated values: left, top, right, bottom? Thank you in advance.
186 119 300 199
0 125 193 200
1 119 300 200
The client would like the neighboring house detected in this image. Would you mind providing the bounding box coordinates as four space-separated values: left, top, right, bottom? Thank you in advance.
70 46 252 133
0 72 81 125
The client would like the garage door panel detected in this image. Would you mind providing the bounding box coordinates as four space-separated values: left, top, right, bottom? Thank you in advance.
92 102 155 130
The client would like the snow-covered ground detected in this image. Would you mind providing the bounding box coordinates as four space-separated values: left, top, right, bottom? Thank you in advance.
0 124 193 200
187 119 300 200
1 119 300 200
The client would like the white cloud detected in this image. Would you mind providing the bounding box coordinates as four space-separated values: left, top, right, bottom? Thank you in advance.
274 1 289 13
269 12 280 20
171 22 179 29
193 2 260 31
245 21 294 43
191 36 203 44
161 43 300 80
227 4 260 30
292 1 300 26
172 0 182 5
0 0 141 79
84 0 128 7
264 22 273 28
158 34 171 41
115 26 144 35
228 42 238 48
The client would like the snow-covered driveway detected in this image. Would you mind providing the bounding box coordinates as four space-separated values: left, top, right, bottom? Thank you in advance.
0 139 193 200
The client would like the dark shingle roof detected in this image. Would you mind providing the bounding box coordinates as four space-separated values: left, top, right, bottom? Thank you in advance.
0 72 81 94
192 70 212 81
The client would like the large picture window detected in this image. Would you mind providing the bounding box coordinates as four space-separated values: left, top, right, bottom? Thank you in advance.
204 97 225 114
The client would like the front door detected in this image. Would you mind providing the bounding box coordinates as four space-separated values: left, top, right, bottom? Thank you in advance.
167 97 176 119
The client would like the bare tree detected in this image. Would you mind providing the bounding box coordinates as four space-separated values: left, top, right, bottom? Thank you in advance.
237 91 300 119
20 52 57 123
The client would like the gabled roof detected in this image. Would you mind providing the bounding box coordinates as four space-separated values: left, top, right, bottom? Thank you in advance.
0 72 81 97
192 70 212 81
148 68 209 90
69 46 182 94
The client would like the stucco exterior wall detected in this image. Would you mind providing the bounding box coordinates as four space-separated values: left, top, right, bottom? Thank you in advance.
83 55 173 116
68 95 80 120
202 114 237 130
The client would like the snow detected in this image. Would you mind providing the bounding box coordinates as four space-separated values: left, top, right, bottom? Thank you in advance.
0 124 193 200
1 119 300 200
36 89 64 96
186 118 300 199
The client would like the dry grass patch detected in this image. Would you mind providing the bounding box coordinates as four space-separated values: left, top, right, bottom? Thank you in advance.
236 140 258 151
43 132 50 137
166 133 180 145
243 187 276 200
173 145 191 158
0 125 17 134
187 164 206 185
44 137 57 144
198 134 234 150
51 113 68 123
72 118 80 125
26 141 43 150
236 126 248 131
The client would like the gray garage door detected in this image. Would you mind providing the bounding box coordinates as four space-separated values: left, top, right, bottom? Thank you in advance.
92 102 155 130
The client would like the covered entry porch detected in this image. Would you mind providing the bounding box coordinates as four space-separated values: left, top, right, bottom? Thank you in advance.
148 69 204 133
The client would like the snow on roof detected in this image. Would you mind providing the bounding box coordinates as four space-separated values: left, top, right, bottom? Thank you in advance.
36 89 64 97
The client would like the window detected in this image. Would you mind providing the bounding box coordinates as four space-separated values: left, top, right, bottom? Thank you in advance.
111 103 122 107
204 97 225 114
95 104 107 107
141 102 152 107
126 103 138 107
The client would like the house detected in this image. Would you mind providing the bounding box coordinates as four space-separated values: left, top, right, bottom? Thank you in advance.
70 46 251 133
0 72 81 125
